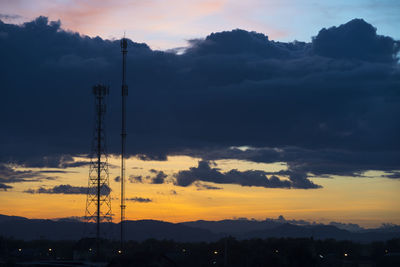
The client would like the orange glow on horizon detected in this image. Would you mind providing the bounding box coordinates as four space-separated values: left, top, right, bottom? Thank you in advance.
1 156 399 228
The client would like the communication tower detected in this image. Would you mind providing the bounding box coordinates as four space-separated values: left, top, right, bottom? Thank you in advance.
120 37 128 251
85 84 112 257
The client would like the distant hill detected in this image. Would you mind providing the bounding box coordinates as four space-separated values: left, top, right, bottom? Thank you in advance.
124 220 219 242
182 220 400 242
0 214 398 242
0 215 219 242
181 219 282 234
242 224 358 240
0 214 28 222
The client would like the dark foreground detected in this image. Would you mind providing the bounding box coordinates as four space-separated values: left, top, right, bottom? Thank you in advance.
1 236 399 267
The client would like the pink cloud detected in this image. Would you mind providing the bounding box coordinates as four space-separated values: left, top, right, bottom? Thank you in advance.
1 0 290 49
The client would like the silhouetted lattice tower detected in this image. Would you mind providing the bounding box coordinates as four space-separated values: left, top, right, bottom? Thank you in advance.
85 84 112 255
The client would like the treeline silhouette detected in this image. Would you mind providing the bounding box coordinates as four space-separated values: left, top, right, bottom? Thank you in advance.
1 236 399 266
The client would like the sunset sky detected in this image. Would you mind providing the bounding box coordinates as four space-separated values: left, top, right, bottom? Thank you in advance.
0 0 399 228
1 0 399 49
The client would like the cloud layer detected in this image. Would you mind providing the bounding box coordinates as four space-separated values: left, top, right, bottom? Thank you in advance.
24 184 111 195
1 17 399 190
126 197 152 203
175 160 320 189
0 163 56 189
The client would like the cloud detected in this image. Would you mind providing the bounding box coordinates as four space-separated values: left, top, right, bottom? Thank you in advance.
128 175 143 183
150 170 168 184
0 14 21 20
383 172 400 179
194 182 222 190
0 163 56 188
0 17 399 182
186 29 299 58
59 161 91 168
187 146 400 179
175 161 320 189
128 170 167 184
0 183 13 191
137 154 168 161
24 184 111 195
5 154 90 169
0 156 86 190
126 197 152 203
313 19 399 62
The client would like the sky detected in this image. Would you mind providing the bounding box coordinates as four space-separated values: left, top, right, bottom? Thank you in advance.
0 0 400 228
1 0 399 50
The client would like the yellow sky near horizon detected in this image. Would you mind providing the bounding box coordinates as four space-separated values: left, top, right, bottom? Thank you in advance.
1 156 399 228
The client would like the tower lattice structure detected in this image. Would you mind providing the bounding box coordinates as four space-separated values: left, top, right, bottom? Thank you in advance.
85 84 112 245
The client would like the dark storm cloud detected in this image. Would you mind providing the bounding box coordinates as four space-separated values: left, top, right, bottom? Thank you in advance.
137 154 168 161
60 161 91 168
194 182 222 190
24 184 111 195
0 183 13 191
174 161 320 189
312 19 399 62
126 197 152 203
383 172 400 179
1 17 399 188
0 163 56 186
0 16 150 165
131 170 168 184
151 170 168 184
128 175 143 183
24 184 87 194
187 146 400 179
0 155 87 190
5 154 90 169
38 170 76 174
185 29 307 58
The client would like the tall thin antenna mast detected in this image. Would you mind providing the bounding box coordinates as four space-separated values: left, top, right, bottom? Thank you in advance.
120 37 128 252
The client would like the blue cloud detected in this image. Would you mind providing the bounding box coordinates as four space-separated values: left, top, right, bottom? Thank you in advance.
1 17 399 185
